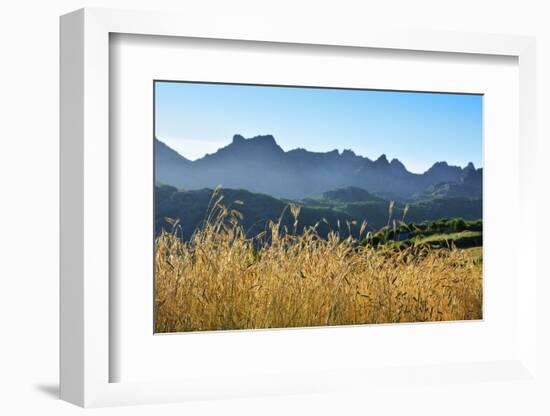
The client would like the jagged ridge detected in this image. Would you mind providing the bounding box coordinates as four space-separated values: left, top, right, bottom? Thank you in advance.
155 134 481 201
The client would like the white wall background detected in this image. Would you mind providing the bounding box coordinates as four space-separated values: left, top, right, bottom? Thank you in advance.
0 1 548 415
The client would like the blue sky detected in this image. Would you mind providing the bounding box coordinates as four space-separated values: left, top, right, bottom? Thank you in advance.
155 81 483 174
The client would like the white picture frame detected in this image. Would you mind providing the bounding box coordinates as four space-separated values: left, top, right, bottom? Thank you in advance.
60 7 538 408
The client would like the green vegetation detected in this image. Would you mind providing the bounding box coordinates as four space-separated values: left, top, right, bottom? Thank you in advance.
363 218 483 250
156 185 482 242
155 185 354 241
416 230 481 245
298 187 481 231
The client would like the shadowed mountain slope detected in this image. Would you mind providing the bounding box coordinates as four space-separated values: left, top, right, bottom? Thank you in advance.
156 185 482 241
155 134 481 201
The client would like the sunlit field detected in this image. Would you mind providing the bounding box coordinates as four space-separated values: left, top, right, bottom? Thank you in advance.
154 193 482 333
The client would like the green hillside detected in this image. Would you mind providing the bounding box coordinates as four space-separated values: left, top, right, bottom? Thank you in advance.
155 185 354 241
363 217 483 250
156 185 482 241
299 187 481 231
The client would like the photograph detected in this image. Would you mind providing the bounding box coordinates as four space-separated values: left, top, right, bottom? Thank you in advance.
2 1 543 412
153 81 483 333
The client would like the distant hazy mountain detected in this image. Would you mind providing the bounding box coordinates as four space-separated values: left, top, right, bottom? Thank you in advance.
412 163 483 201
155 134 482 201
155 138 192 186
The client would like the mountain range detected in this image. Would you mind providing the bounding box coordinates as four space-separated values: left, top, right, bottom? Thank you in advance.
155 134 482 201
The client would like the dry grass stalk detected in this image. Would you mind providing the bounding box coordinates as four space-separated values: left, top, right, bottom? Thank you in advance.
155 200 482 333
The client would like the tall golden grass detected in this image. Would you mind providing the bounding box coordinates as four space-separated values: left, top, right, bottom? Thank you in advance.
155 194 482 333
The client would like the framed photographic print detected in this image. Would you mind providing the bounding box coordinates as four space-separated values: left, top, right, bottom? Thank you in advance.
153 81 484 334
60 8 539 408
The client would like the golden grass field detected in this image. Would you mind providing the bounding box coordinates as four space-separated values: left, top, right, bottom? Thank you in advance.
154 198 482 333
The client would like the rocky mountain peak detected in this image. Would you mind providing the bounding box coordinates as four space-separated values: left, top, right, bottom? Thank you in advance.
225 134 283 154
390 158 406 171
374 154 389 166
232 134 246 144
